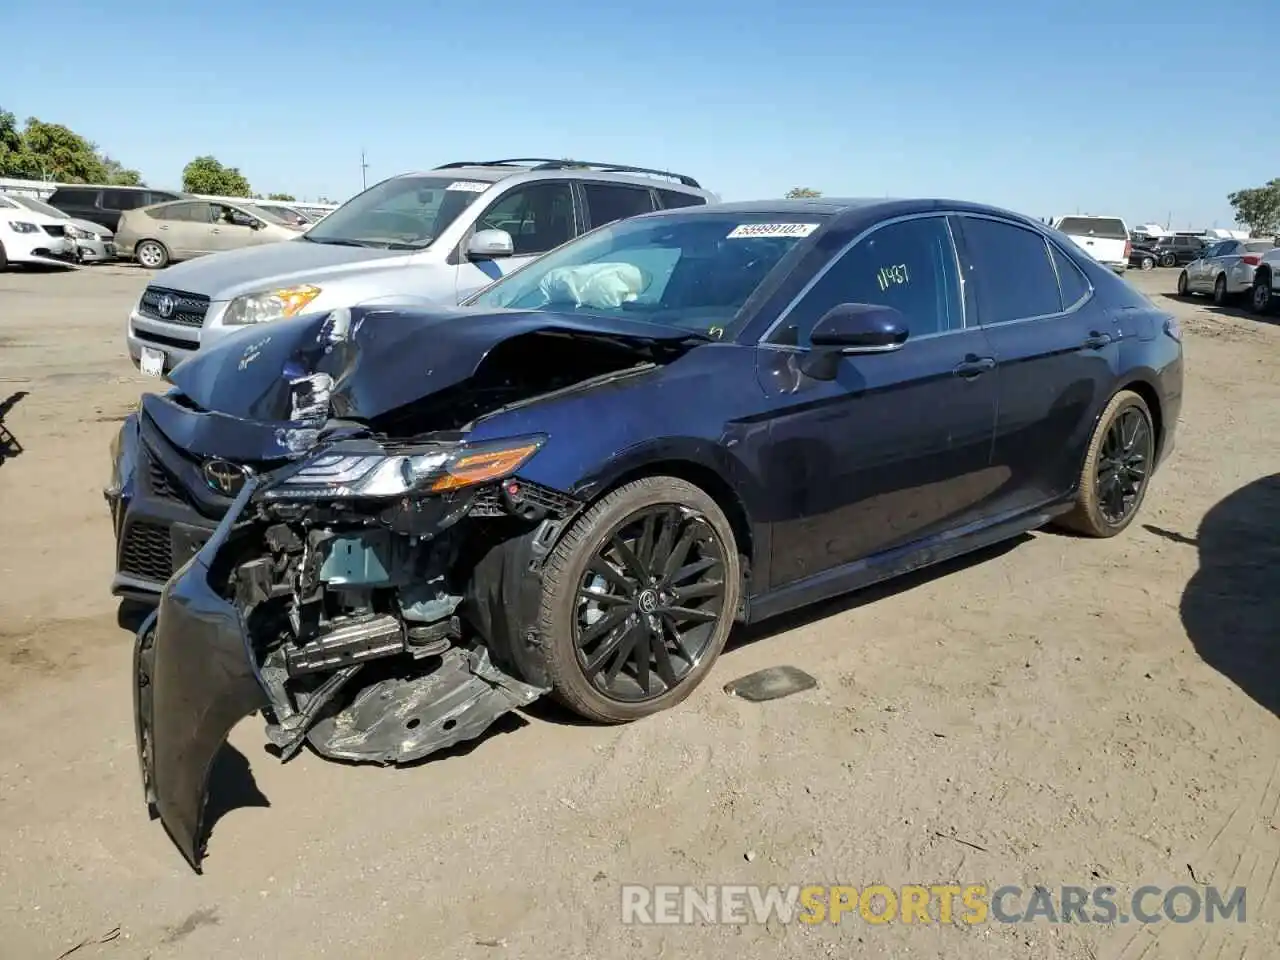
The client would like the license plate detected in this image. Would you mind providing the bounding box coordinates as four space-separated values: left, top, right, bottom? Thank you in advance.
140 347 165 378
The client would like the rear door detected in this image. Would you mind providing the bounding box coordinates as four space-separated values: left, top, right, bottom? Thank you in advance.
579 180 656 229
953 215 1120 516
454 180 577 301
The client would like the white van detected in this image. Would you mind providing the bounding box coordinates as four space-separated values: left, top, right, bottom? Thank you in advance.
1050 215 1131 274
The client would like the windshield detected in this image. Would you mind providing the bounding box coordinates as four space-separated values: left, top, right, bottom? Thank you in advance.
303 175 495 250
12 195 67 219
467 212 827 336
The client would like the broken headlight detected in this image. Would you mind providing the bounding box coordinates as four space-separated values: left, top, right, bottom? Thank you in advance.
262 434 546 500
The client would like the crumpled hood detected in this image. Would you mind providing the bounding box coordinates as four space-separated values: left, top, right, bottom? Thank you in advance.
148 238 407 299
158 305 706 451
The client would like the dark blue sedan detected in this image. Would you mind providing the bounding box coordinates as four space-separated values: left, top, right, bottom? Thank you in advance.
112 197 1183 869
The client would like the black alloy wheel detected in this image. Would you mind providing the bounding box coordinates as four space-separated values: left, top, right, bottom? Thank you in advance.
537 476 741 723
1160 252 1177 268
574 505 727 702
1095 406 1153 526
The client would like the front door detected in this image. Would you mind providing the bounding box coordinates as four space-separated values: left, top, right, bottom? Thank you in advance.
952 214 1121 516
757 214 1001 588
454 181 577 302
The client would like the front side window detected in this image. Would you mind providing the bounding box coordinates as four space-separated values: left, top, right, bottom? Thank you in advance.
474 182 575 256
961 217 1062 324
50 188 96 206
770 216 962 347
467 212 826 337
305 175 497 250
581 182 654 228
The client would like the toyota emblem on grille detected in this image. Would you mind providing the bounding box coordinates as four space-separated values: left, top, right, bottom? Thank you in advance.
202 459 247 496
156 294 176 319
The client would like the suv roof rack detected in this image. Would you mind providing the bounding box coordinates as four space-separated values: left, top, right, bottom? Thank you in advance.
434 158 701 189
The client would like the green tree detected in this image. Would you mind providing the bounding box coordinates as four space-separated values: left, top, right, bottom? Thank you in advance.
266 192 296 201
100 154 144 186
182 155 252 196
0 109 25 176
785 187 822 199
1228 179 1280 237
15 118 107 182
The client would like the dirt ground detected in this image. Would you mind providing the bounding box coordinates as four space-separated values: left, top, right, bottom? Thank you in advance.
0 264 1276 960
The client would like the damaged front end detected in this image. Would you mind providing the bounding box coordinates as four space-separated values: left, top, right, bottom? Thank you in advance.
129 304 708 871
134 435 583 871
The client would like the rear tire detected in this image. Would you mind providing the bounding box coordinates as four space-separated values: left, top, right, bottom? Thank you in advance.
1213 274 1228 306
1250 277 1274 315
1056 390 1155 538
135 240 169 270
1139 255 1155 271
1160 253 1176 267
1176 271 1190 296
0 240 7 272
537 476 741 724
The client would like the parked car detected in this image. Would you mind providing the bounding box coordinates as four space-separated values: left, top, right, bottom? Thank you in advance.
116 199 303 272
249 202 317 227
1143 234 1210 268
123 158 717 378
1176 238 1278 305
0 193 116 262
45 185 186 233
0 200 79 270
109 196 1184 869
1246 246 1280 314
1050 215 1131 274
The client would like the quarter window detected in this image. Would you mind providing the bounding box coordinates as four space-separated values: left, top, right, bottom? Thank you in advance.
657 189 705 210
1049 243 1090 310
475 182 575 256
960 217 1062 324
582 182 654 227
770 215 962 346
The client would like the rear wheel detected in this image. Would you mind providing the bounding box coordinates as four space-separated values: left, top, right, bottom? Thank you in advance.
1057 390 1155 538
135 240 168 270
1176 271 1190 296
1213 274 1228 305
537 476 741 724
0 240 7 272
1139 255 1155 271
1160 252 1176 267
1250 278 1274 315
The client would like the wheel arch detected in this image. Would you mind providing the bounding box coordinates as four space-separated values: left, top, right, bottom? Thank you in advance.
1115 377 1165 462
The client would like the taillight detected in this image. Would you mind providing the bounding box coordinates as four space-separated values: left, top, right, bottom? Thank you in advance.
1241 254 1261 266
1124 240 1132 259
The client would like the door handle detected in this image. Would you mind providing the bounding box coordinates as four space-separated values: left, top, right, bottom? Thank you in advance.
953 355 995 378
1082 331 1113 349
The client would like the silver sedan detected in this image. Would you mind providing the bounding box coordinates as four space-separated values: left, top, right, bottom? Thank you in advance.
1177 238 1277 305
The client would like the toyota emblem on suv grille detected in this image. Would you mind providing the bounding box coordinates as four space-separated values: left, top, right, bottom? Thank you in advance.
156 294 176 319
202 459 247 496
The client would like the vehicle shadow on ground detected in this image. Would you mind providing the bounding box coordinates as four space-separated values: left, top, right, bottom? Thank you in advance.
1159 293 1280 327
1176 473 1280 716
203 744 270 846
524 533 1032 728
0 390 28 465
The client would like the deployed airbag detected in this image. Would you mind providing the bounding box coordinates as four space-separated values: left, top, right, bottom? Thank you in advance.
538 263 647 309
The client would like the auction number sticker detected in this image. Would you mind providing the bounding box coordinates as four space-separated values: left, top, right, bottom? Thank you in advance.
446 181 490 193
726 223 820 239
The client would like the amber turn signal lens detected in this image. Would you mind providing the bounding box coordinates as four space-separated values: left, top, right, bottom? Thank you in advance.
428 443 542 492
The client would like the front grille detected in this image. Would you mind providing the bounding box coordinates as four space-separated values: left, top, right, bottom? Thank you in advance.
42 224 66 237
138 286 210 328
119 521 174 582
471 479 579 518
147 458 181 502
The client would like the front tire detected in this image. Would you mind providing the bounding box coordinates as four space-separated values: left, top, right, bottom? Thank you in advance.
0 240 7 272
1057 390 1155 538
1213 274 1228 306
1176 271 1190 296
537 476 741 724
135 240 169 270
1160 253 1176 268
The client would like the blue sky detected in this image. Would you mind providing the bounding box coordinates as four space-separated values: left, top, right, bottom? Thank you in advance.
3 0 1272 229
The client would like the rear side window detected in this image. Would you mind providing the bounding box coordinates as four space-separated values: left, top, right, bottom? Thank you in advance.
1056 217 1128 240
961 217 1062 324
1049 243 1090 309
149 191 181 203
581 182 654 227
49 188 97 206
149 202 209 222
101 190 149 211
657 189 705 210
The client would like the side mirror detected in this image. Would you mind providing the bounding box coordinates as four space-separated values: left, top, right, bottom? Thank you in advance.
810 303 910 352
466 229 514 260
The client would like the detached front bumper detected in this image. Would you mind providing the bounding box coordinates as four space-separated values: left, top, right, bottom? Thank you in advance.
133 481 267 872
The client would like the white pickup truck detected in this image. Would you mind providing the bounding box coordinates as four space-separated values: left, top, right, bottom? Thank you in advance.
1050 215 1131 275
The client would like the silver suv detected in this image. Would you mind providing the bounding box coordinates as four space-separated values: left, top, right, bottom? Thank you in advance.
126 158 717 378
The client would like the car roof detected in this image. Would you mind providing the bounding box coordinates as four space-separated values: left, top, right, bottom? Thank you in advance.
380 160 712 196
630 196 1051 231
